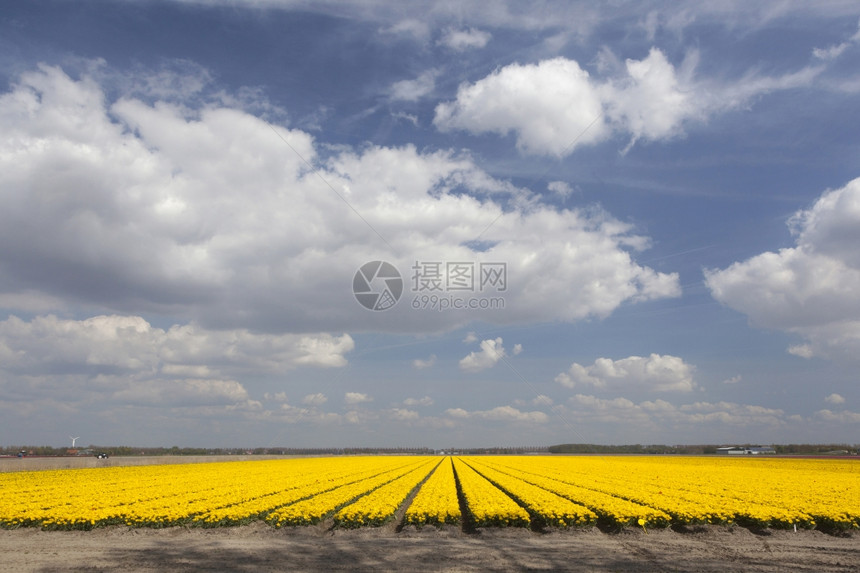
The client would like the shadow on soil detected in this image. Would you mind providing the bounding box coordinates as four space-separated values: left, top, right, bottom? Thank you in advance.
25 535 691 573
22 525 860 573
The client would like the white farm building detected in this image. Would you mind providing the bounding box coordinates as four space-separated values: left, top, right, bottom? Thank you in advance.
716 446 776 455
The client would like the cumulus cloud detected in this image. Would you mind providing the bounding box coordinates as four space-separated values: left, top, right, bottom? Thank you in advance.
0 313 355 417
825 393 845 405
111 378 251 407
344 392 372 404
565 394 788 430
302 393 328 406
0 314 354 377
434 57 609 156
0 63 680 336
706 178 860 360
547 181 575 198
403 396 434 407
459 337 516 372
437 27 491 51
412 355 437 369
434 48 821 157
389 408 419 421
555 354 697 392
389 69 439 101
444 405 548 423
813 409 860 423
677 401 786 426
382 19 431 43
722 375 742 385
602 48 701 151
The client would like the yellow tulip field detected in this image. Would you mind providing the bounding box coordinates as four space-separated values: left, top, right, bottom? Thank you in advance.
1 456 857 532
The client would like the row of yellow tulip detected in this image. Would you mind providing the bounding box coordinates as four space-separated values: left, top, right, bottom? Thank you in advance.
451 457 529 527
459 458 596 528
265 458 432 527
403 457 461 526
478 456 785 527
465 457 671 527
0 457 425 529
476 456 859 530
334 459 441 527
193 457 422 526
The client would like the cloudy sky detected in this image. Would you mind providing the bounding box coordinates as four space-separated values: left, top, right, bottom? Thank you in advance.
2 1 860 449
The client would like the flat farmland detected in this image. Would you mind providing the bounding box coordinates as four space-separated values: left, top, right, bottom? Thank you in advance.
1 456 858 572
0 454 296 473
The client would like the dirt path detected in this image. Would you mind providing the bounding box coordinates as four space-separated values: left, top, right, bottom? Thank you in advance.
3 524 858 572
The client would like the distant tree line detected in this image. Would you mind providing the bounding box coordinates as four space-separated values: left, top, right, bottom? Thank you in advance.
3 443 857 457
0 445 438 457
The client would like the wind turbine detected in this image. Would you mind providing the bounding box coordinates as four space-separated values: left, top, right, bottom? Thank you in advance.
70 436 80 448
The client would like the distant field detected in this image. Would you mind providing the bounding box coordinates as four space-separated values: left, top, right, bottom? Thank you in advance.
0 454 297 473
2 455 858 532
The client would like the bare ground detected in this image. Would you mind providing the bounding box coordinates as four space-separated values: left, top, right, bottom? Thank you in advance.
2 523 858 572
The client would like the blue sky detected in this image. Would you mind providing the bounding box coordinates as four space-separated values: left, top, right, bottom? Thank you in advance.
1 1 859 448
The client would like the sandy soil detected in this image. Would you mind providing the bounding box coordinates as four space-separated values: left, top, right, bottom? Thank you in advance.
2 523 857 572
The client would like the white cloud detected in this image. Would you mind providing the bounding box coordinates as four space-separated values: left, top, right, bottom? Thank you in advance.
512 343 523 355
722 375 742 385
788 344 815 359
0 64 680 336
825 393 845 405
571 394 638 411
391 111 419 126
389 69 439 101
459 337 513 372
111 378 249 407
444 407 469 419
122 59 213 102
463 332 478 344
412 355 436 369
0 313 355 416
434 57 609 157
812 19 860 60
0 314 353 376
403 396 434 407
556 354 697 392
706 178 860 360
141 3 860 43
547 181 574 198
814 409 860 423
389 408 419 421
302 393 328 406
382 19 431 43
434 48 823 157
444 405 548 423
677 401 786 426
344 392 372 404
601 48 701 151
437 27 491 51
565 394 788 429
